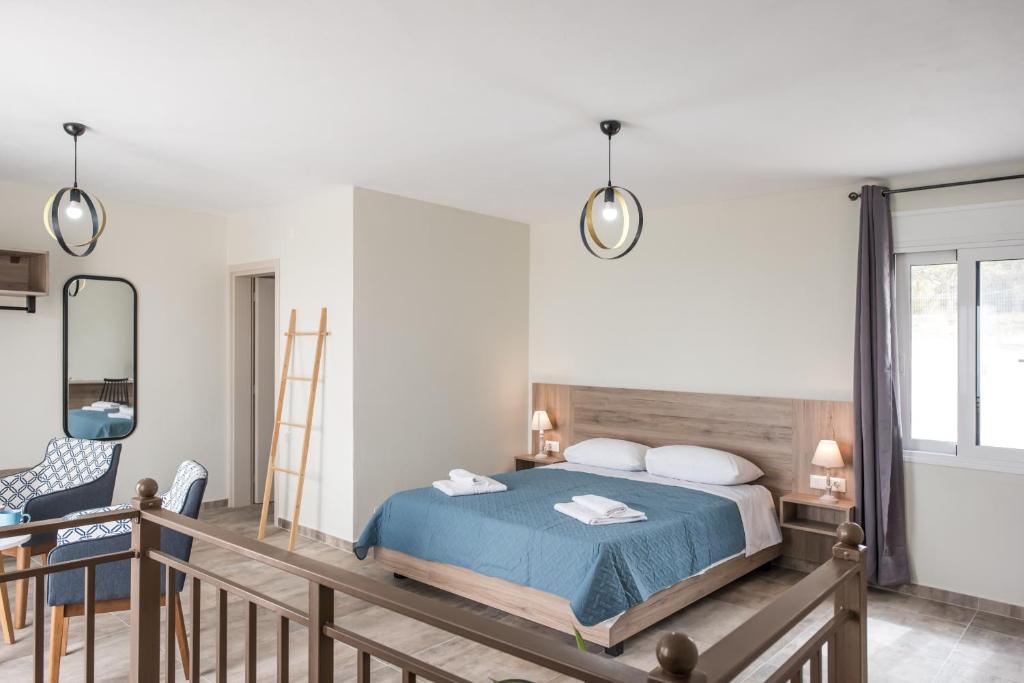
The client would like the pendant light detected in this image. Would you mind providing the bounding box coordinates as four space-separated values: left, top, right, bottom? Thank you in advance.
43 122 106 257
580 120 643 259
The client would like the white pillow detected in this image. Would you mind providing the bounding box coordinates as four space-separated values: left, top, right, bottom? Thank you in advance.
563 438 648 471
645 445 763 485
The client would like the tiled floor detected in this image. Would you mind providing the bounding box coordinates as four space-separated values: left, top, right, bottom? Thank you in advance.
1 505 1021 682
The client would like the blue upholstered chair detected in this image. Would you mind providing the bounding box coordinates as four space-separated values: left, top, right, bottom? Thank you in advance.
0 437 120 629
46 460 207 682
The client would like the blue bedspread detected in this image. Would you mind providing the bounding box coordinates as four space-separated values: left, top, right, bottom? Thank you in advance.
354 468 745 625
67 410 133 439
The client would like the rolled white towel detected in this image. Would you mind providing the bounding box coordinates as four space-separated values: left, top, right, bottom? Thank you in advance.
554 502 646 526
448 468 483 484
572 495 628 517
433 477 507 497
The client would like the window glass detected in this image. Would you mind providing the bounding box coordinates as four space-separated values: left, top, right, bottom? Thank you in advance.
977 259 1024 449
909 263 958 443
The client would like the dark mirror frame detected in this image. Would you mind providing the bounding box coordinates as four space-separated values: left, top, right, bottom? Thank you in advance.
62 275 138 440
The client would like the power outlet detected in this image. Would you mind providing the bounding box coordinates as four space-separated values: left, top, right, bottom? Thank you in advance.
544 440 560 453
809 475 846 493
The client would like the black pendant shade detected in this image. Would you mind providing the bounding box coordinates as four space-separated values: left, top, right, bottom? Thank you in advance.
43 122 106 257
580 119 643 259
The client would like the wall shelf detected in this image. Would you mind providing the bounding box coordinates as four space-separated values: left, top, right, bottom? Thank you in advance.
0 249 48 313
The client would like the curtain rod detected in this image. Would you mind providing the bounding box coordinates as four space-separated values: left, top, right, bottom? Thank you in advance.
847 173 1024 201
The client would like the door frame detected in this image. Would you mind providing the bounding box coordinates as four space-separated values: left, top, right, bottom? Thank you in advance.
227 260 280 508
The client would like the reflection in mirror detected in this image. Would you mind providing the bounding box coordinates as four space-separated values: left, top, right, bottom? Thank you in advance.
64 276 137 440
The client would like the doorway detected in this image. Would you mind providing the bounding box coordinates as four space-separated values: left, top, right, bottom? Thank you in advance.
230 264 279 507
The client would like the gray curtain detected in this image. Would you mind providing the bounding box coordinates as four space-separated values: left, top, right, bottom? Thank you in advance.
853 185 911 587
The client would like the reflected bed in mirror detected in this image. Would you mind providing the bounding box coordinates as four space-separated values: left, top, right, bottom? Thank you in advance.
63 275 137 440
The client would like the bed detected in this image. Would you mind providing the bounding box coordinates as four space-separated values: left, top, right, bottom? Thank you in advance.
354 383 852 654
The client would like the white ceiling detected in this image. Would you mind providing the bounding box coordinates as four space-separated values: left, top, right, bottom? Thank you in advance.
2 1 1023 223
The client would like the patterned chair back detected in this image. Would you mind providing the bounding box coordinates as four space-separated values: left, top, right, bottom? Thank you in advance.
0 438 118 510
160 460 208 515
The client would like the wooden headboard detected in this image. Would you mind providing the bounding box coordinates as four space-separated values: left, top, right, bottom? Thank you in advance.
532 383 855 501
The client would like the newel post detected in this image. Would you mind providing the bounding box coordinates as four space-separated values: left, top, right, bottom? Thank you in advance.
832 522 867 683
649 632 706 682
130 478 163 683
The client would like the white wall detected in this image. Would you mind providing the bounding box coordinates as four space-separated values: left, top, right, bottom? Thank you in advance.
225 187 355 541
529 168 1024 606
352 188 529 533
0 180 228 502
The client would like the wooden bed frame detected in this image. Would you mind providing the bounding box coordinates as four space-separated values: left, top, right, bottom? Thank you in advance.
372 383 854 654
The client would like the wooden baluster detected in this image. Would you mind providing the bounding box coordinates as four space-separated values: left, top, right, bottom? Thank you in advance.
190 576 202 682
402 670 416 683
246 601 257 682
832 523 866 683
357 650 371 682
130 478 163 683
652 632 706 681
85 564 96 683
33 574 44 683
826 633 837 682
217 589 228 683
308 582 334 683
277 616 289 682
810 647 822 683
166 567 177 683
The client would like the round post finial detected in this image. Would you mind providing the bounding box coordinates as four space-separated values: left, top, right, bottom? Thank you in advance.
836 521 864 547
656 632 699 677
136 478 159 498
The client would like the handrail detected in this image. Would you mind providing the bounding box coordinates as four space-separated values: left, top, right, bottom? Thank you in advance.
0 507 137 539
693 558 860 680
141 506 650 683
0 549 135 584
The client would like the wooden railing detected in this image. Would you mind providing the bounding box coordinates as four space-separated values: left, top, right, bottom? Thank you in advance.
0 479 867 682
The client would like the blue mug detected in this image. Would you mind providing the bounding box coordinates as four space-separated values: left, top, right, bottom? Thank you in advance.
0 508 30 526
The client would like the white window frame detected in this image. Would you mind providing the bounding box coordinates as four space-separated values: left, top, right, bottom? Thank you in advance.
893 200 1024 475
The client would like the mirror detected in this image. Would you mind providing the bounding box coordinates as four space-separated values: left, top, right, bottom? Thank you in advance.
63 276 137 440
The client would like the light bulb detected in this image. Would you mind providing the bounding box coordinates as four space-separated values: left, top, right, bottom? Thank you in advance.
601 201 619 221
66 199 83 220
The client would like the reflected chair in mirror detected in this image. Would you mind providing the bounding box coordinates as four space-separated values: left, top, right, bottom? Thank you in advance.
98 378 130 405
46 460 207 682
0 438 120 630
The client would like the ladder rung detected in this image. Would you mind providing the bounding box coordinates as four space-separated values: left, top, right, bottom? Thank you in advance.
273 467 301 476
278 421 307 428
286 375 313 381
284 331 330 336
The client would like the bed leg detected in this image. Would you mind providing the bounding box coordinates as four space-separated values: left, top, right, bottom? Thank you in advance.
393 573 407 580
604 642 624 657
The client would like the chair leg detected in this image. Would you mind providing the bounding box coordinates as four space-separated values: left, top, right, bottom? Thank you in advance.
61 617 70 655
174 594 190 680
0 557 14 644
49 606 65 683
14 546 30 630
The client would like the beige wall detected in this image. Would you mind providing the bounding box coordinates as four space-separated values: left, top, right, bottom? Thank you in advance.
0 180 228 502
529 166 1024 606
352 188 529 534
225 187 355 540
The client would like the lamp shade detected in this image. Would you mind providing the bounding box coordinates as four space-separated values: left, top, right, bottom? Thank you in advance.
531 410 553 431
811 439 844 469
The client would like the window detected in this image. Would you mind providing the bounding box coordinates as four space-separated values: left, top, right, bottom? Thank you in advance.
896 245 1024 466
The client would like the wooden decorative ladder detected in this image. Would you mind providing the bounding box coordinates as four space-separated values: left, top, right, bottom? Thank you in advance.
257 307 328 551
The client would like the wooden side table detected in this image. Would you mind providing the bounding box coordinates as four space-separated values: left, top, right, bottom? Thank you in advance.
779 493 855 536
0 534 30 644
514 453 566 471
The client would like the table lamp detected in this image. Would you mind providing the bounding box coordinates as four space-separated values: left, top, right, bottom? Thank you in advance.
531 410 553 457
811 439 845 503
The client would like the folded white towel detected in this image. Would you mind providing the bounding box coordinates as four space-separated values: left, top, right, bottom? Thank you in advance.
82 405 111 412
91 401 120 409
554 502 647 526
433 477 507 497
448 468 483 484
572 494 628 517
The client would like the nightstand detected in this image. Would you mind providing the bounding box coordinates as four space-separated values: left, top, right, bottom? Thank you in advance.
778 493 855 571
779 493 855 536
514 453 565 471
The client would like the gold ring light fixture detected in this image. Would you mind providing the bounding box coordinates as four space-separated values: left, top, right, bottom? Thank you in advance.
43 122 107 257
580 120 643 259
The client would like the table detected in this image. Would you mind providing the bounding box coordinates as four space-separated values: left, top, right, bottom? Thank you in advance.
0 533 30 644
